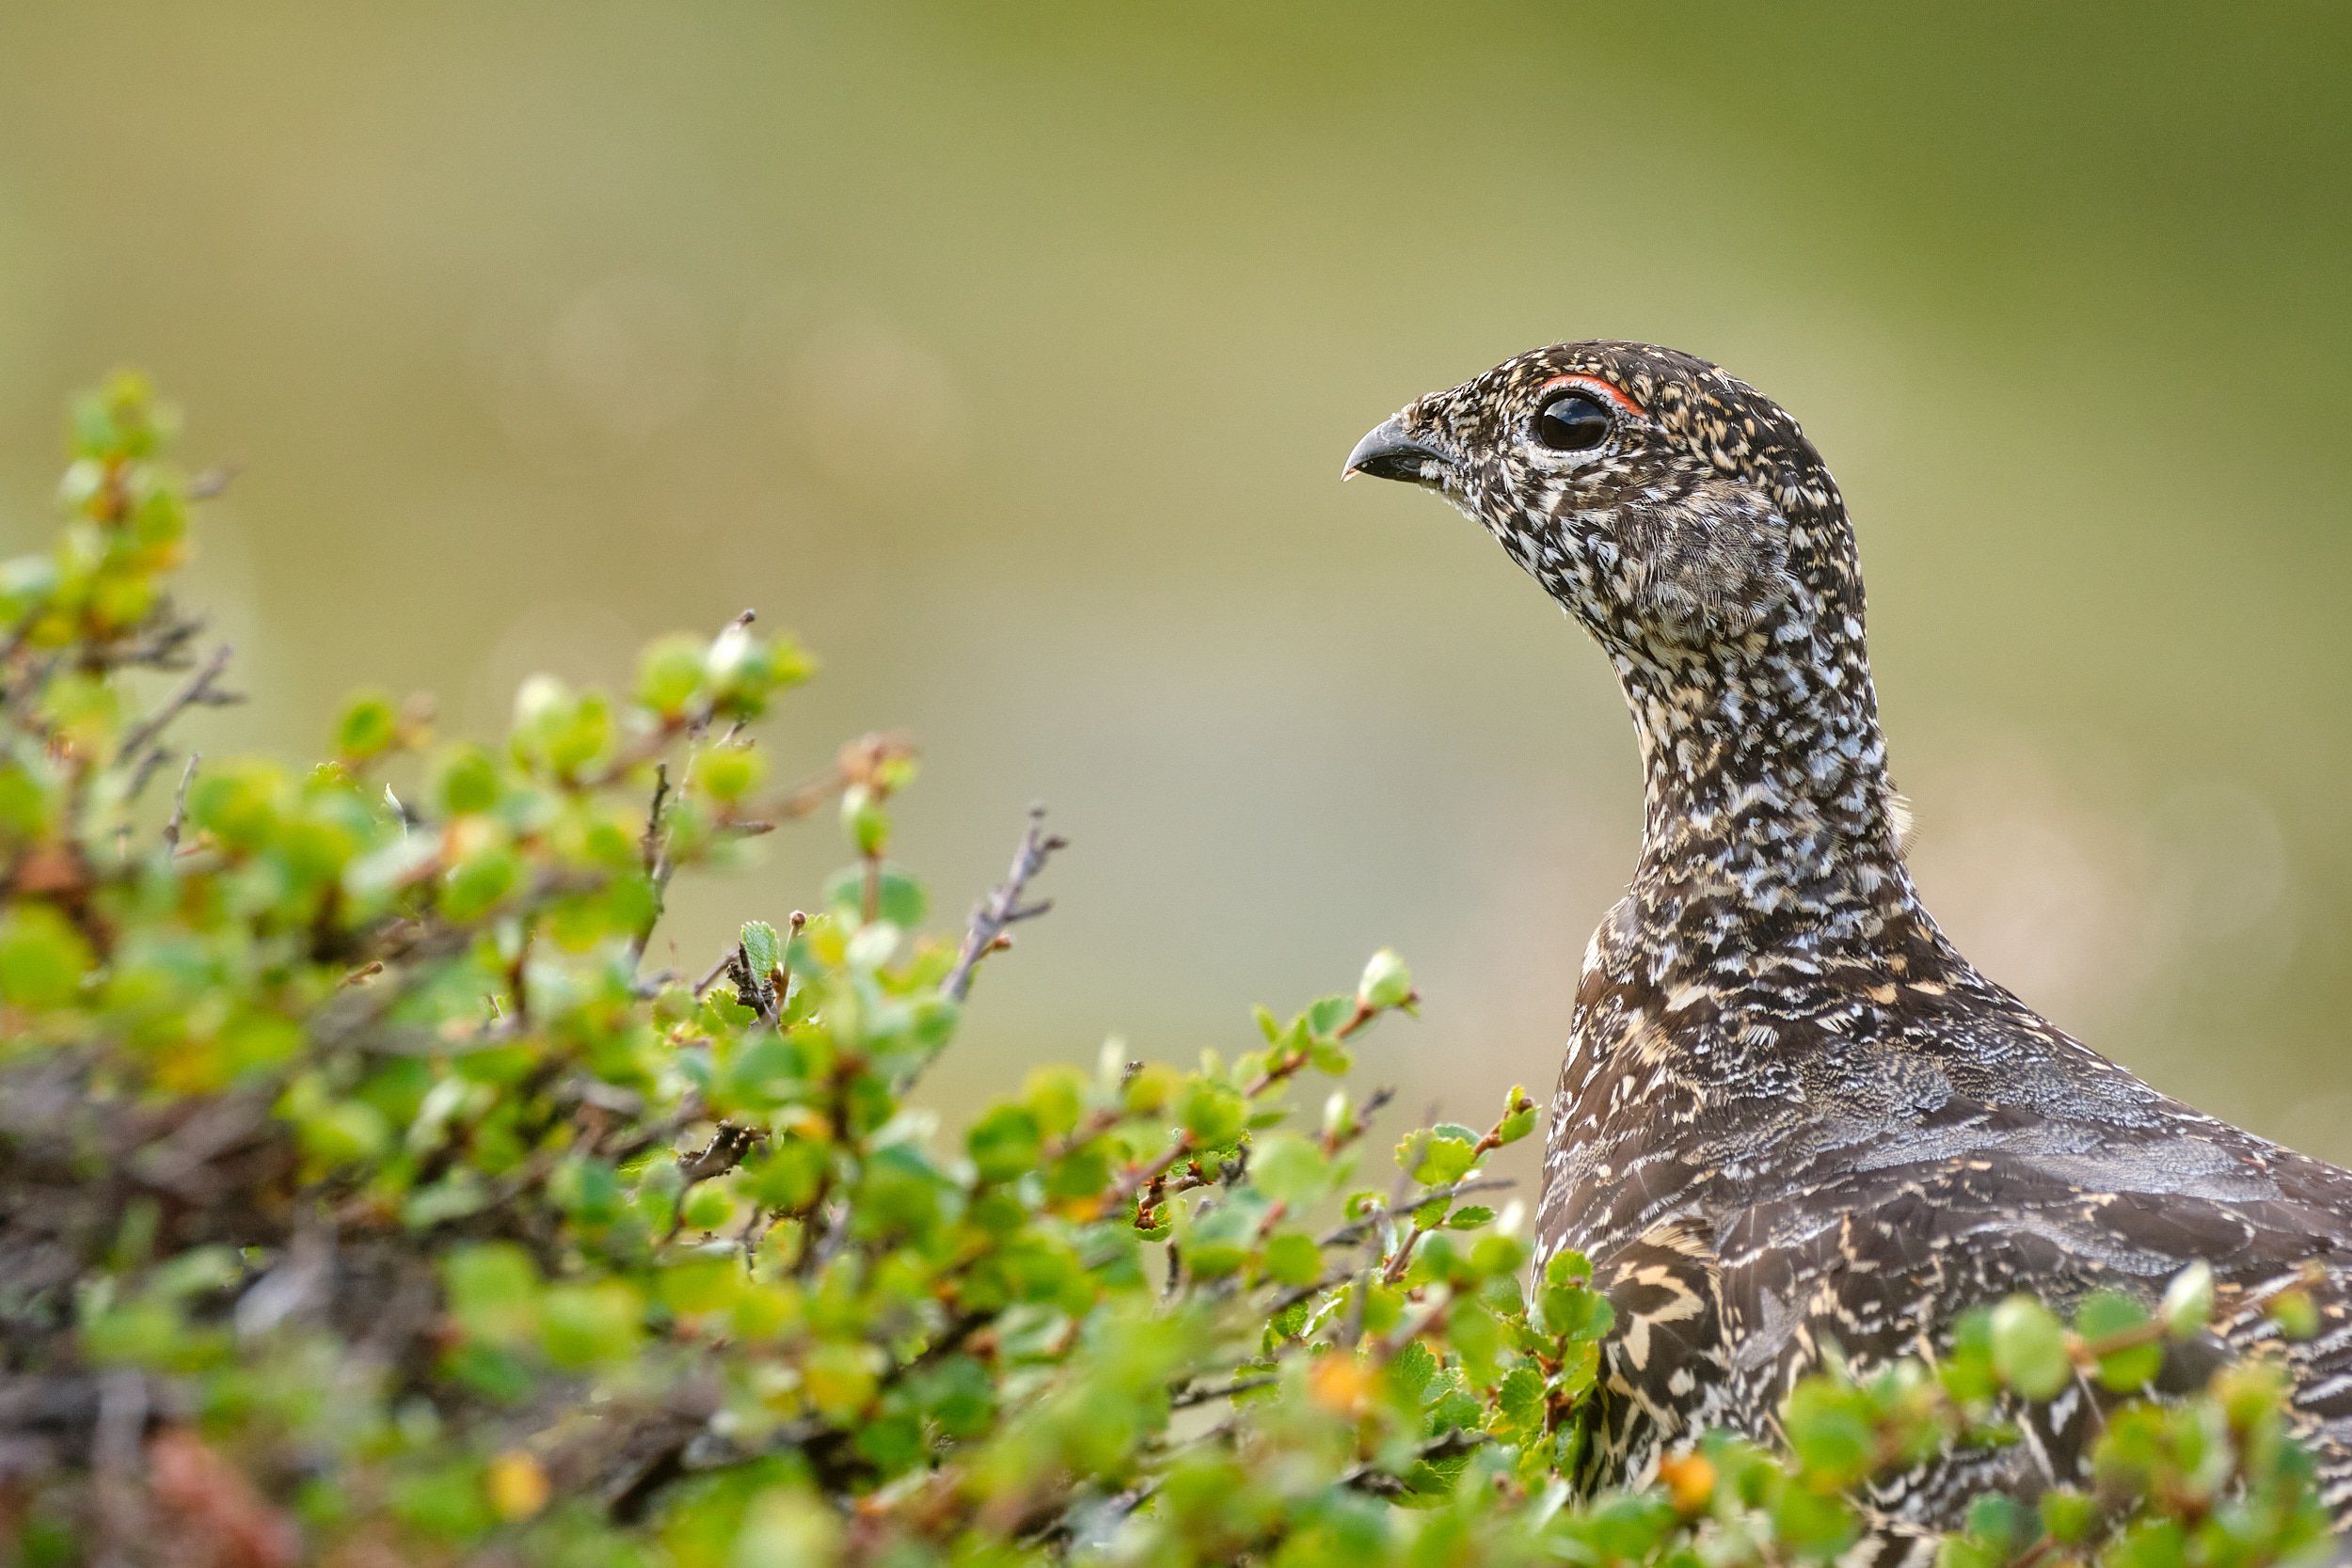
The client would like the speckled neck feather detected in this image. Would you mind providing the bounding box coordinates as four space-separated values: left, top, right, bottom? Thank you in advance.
1607 489 1916 976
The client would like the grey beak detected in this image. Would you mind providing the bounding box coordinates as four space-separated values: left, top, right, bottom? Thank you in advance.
1343 417 1451 484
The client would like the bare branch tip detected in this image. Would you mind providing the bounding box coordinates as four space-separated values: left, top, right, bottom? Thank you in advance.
941 802 1070 1005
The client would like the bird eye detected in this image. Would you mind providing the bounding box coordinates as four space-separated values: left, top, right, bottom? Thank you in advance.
1534 391 1612 453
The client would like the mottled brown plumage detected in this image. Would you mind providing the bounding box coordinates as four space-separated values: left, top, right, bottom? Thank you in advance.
1346 342 2352 1556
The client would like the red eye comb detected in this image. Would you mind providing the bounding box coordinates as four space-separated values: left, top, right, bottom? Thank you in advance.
1537 373 1645 419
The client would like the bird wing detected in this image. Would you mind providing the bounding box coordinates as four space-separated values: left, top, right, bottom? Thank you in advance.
1706 1139 2352 1518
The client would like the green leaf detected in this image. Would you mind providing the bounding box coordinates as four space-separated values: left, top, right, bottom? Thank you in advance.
2078 1290 2162 1390
1989 1295 2073 1401
1020 1064 1086 1139
2040 1487 2098 1545
1771 1483 1859 1558
966 1103 1042 1184
1786 1379 1874 1488
435 745 501 815
1544 1249 1593 1287
2095 1339 2164 1393
1388 1338 1438 1400
2104 1520 2188 1568
1468 1234 1527 1278
691 743 765 803
1249 1132 1328 1207
2160 1260 2216 1339
538 1281 644 1370
1356 947 1414 1011
335 692 399 760
442 1245 541 1348
2075 1290 2150 1341
840 783 889 856
1493 1366 1545 1435
634 632 708 717
440 844 519 922
1305 994 1352 1036
1396 1131 1477 1186
2270 1287 2321 1341
679 1183 735 1231
1539 1283 1614 1343
821 863 927 928
0 903 92 1009
739 919 783 978
1180 1081 1247 1148
1261 1231 1322 1287
1941 1307 2000 1403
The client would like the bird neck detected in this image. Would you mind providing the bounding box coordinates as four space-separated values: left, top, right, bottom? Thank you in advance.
1607 608 1928 973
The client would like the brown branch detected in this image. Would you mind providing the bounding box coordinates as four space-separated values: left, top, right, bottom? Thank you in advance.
676 1123 757 1184
1321 1085 1396 1157
692 949 736 998
119 643 240 763
122 745 173 804
725 942 780 1027
1238 999 1391 1101
626 763 673 967
1111 1132 1196 1210
1338 1429 1489 1497
639 763 671 876
186 465 239 500
944 804 1066 1003
1169 1373 1277 1409
1317 1177 1517 1252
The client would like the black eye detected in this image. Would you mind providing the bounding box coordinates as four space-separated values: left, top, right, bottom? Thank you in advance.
1534 391 1612 453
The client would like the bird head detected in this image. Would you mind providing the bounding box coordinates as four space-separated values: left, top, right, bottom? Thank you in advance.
1344 341 1858 660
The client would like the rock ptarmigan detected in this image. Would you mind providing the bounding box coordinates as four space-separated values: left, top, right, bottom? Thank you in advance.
1345 341 2352 1551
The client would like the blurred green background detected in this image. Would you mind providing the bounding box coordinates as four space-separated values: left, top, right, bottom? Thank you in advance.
3 3 2349 1168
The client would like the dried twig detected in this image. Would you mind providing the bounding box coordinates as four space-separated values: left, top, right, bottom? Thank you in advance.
639 763 671 876
725 942 780 1027
1323 1176 1517 1250
944 804 1066 1003
676 1123 758 1185
91 1370 151 1566
626 763 673 967
161 753 199 852
119 643 240 763
692 949 736 998
1169 1373 1277 1410
1340 1430 1490 1497
186 465 239 500
123 745 174 804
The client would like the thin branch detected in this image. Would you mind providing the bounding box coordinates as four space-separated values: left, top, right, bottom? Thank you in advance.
1340 1430 1490 1497
1317 1177 1517 1251
162 752 200 850
726 942 780 1027
1170 1373 1277 1409
805 1198 853 1275
123 745 174 806
944 804 1067 1003
639 762 671 875
1111 1133 1195 1211
186 465 239 500
675 1123 758 1184
119 643 240 762
692 949 735 998
626 763 672 967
